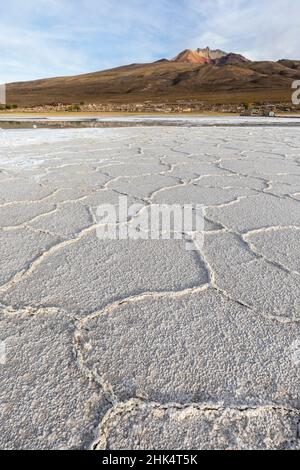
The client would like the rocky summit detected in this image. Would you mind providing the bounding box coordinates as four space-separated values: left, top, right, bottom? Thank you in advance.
173 47 228 64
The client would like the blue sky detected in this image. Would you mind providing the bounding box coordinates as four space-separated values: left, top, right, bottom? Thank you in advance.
0 0 299 83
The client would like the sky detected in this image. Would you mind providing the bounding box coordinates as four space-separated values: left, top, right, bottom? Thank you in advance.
0 0 299 83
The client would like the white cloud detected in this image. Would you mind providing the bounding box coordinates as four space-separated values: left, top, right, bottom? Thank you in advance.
187 0 300 61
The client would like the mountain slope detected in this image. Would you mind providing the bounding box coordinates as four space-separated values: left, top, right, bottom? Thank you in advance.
214 53 251 66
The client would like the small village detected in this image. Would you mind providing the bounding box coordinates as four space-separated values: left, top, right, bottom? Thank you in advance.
0 100 299 116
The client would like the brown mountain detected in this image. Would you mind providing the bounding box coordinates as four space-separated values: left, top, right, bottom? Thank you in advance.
6 48 300 107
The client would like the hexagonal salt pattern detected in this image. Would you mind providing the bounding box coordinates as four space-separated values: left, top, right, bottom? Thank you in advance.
1 125 300 450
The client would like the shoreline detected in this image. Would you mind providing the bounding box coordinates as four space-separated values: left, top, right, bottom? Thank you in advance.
1 113 300 129
0 111 238 119
1 111 300 118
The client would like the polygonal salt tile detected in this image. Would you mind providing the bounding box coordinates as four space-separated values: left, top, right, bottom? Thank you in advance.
206 193 300 233
107 174 178 199
96 401 300 450
153 184 255 206
0 310 107 449
194 174 265 191
246 227 300 273
78 287 300 406
204 231 300 318
102 162 165 177
0 201 56 228
0 179 53 203
0 228 60 286
2 230 208 315
221 158 300 178
29 202 93 238
169 162 228 180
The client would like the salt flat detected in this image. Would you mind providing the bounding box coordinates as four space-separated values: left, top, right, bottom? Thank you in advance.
0 123 300 450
